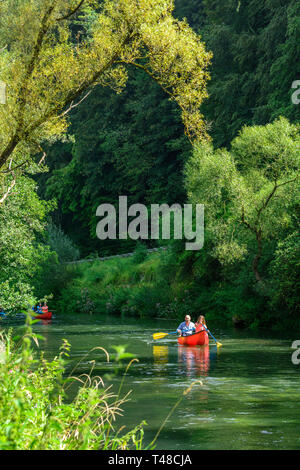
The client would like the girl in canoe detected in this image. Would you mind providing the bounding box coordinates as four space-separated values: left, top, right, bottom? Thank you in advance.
42 302 48 314
195 315 208 333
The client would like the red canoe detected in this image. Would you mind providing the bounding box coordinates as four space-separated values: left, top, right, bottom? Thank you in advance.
34 311 52 320
177 329 209 346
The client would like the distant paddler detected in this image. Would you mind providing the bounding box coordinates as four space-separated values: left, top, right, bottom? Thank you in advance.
42 302 48 314
0 306 6 316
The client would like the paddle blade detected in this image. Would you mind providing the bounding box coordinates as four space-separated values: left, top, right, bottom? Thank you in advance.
153 332 169 340
217 342 222 347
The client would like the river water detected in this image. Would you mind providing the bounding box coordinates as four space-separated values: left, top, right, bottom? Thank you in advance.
3 314 300 450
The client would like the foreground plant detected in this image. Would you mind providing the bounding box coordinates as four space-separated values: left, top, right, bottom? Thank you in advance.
0 321 145 450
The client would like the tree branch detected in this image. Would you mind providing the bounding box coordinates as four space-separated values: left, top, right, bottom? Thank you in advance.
0 30 137 171
241 205 255 233
18 2 57 121
256 174 298 222
0 171 16 205
57 0 86 21
1 159 30 174
118 61 174 100
38 146 47 166
276 175 299 188
256 181 278 221
22 32 137 141
0 2 57 169
57 89 92 118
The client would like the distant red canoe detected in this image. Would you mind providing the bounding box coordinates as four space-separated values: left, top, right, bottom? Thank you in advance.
177 329 209 346
34 311 52 320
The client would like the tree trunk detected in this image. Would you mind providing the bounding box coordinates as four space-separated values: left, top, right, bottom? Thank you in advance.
253 231 263 283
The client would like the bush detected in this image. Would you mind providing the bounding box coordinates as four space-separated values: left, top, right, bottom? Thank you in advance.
47 223 80 263
132 243 148 264
269 232 300 323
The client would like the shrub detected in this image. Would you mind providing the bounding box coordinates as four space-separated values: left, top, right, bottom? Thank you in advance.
132 243 148 264
47 223 80 263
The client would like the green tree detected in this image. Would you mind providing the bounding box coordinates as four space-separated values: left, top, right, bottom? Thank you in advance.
41 67 192 255
47 222 80 263
190 0 300 147
0 176 55 309
0 0 212 203
269 232 300 318
185 117 300 284
38 0 300 257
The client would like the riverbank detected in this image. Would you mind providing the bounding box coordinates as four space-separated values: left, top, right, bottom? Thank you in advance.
53 243 299 330
54 246 226 324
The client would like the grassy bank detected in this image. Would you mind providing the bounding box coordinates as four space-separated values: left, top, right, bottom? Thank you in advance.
53 237 299 330
56 249 174 318
55 246 233 325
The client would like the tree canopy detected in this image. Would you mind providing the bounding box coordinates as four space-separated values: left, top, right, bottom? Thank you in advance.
185 117 299 285
0 0 212 203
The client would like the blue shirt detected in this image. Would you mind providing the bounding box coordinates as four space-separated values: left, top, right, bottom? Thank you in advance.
177 321 196 336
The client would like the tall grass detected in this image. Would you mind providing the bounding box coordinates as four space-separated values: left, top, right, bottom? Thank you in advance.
55 246 228 324
56 251 171 318
0 318 145 450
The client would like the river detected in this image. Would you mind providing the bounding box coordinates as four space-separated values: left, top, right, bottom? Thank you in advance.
2 313 300 450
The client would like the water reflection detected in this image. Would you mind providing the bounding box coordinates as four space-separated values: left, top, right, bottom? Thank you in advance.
153 345 169 365
178 345 210 377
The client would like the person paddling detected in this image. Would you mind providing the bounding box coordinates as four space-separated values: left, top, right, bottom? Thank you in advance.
36 302 43 314
195 315 209 333
177 315 196 337
42 302 48 314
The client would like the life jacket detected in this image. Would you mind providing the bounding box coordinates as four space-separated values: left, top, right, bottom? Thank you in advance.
195 323 206 332
42 305 48 313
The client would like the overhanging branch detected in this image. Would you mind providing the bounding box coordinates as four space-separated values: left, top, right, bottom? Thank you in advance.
57 0 86 21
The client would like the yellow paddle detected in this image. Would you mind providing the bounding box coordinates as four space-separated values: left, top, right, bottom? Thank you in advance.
153 331 178 340
203 325 222 347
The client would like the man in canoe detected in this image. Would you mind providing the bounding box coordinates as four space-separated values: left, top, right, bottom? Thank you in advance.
177 315 196 337
36 302 43 314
